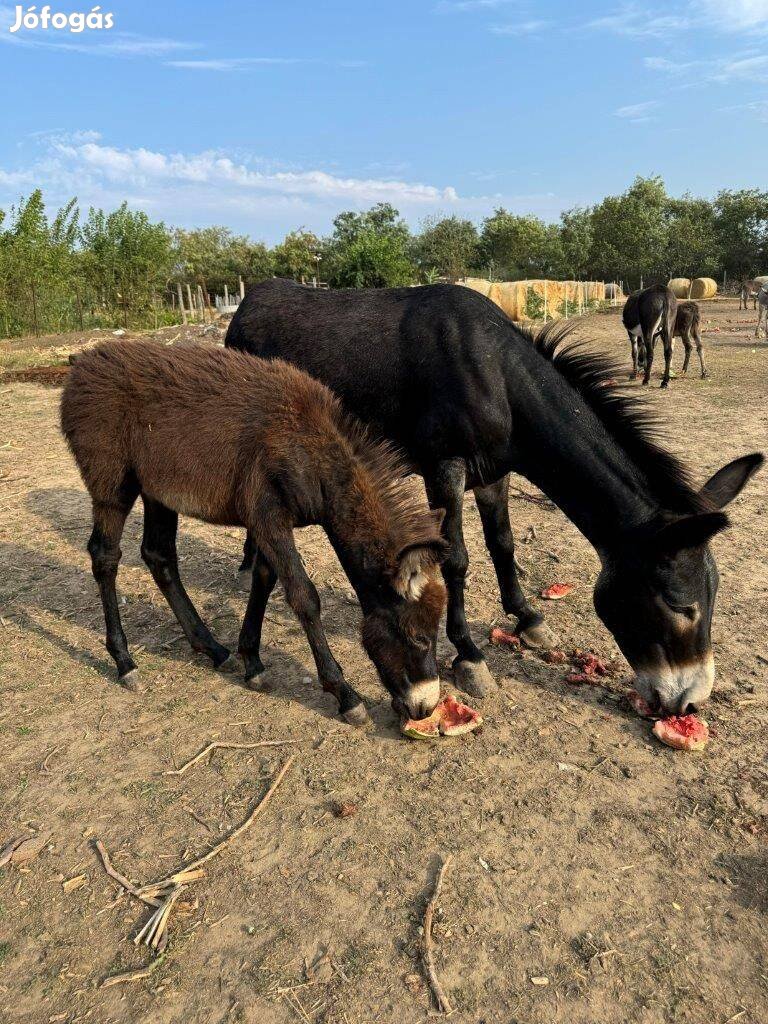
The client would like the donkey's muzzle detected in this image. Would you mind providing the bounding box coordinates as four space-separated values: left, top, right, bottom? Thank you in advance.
404 678 441 720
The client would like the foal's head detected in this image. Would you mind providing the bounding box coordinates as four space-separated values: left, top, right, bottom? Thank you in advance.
360 535 448 721
594 454 763 715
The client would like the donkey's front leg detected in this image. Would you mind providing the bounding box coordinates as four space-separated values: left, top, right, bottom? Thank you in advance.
426 458 494 699
257 527 369 726
474 475 558 651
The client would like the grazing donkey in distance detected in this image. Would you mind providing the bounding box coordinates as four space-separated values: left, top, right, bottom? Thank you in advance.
756 285 768 339
622 284 678 387
61 341 449 727
673 301 708 378
226 279 763 714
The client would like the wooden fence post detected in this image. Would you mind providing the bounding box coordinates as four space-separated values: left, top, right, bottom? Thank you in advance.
177 283 187 324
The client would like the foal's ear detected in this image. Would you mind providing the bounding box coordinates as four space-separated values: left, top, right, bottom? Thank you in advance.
700 453 764 510
393 537 448 601
654 512 729 555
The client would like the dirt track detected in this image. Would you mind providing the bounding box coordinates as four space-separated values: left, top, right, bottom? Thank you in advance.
1 299 767 1024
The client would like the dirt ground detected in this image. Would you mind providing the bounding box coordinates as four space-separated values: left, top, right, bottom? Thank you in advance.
1 298 767 1024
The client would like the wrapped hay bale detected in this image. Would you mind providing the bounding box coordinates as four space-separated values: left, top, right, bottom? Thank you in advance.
488 281 526 321
690 277 717 299
460 277 493 298
668 278 692 298
605 283 624 301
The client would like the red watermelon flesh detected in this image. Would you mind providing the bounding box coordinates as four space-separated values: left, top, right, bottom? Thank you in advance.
653 715 709 752
401 694 483 740
541 583 573 600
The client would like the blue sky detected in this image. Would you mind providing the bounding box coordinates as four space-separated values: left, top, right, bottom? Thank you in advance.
1 0 767 242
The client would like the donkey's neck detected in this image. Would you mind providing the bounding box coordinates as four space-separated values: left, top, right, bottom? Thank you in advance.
507 380 659 552
312 439 404 610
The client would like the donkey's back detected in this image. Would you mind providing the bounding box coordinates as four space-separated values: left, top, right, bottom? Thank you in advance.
61 341 336 527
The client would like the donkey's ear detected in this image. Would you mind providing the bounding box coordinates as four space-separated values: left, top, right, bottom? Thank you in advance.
654 512 729 555
700 453 764 510
393 539 448 601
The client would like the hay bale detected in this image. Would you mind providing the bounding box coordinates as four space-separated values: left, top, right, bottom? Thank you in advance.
488 281 526 321
460 277 493 298
605 283 624 300
690 277 717 300
751 275 768 288
667 278 691 298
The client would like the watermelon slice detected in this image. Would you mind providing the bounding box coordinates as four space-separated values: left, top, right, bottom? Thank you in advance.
401 694 483 740
489 626 521 649
653 715 709 752
540 583 573 600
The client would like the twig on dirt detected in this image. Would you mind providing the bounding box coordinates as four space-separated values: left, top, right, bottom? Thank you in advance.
100 954 166 989
163 740 297 777
134 885 185 950
94 841 161 909
139 754 296 891
40 746 60 773
422 854 454 1016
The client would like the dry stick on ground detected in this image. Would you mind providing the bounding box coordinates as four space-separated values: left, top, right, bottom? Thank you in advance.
423 854 455 1016
100 955 167 989
163 739 297 777
137 754 297 894
94 841 161 909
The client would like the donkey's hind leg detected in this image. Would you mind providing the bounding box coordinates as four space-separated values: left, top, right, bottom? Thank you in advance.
236 532 256 592
628 332 639 380
695 329 708 377
680 331 692 376
238 545 277 684
89 493 139 691
474 475 558 651
140 496 235 672
254 525 368 725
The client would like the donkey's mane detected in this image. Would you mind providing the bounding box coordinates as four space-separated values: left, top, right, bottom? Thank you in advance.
527 322 709 514
333 406 443 559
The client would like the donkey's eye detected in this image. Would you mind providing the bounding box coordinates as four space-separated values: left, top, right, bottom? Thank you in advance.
665 600 698 621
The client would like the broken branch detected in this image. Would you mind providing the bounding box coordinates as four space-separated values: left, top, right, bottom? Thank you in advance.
163 739 297 777
422 854 454 1015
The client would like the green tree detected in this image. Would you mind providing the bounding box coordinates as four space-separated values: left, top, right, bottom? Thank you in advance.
712 189 768 279
479 209 563 280
666 196 719 279
559 206 594 279
82 203 173 327
271 229 322 281
326 204 415 287
415 215 479 281
588 176 670 288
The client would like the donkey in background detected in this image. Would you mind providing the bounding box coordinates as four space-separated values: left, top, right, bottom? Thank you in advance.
61 341 448 726
622 284 678 387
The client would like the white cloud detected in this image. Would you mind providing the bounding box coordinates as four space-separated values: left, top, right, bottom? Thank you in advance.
165 56 366 72
492 19 552 35
588 5 689 37
645 49 768 83
0 134 574 241
719 98 768 120
614 99 660 119
695 0 768 30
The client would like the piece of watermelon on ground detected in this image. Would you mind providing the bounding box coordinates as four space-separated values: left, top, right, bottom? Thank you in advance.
653 715 709 751
401 695 483 740
540 583 573 600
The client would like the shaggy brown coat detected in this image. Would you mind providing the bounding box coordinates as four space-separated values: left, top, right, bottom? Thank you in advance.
61 341 447 723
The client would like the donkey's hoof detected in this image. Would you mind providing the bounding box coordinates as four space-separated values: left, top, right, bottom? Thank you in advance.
217 653 242 674
119 669 143 694
236 569 253 593
519 621 560 651
453 659 494 699
342 703 372 728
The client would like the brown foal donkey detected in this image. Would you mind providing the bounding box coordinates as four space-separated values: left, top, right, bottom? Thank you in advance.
61 341 448 726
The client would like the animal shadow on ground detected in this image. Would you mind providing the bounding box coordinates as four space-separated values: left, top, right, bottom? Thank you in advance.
722 848 768 914
9 488 426 733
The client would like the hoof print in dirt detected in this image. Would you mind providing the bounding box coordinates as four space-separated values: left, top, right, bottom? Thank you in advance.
401 694 483 740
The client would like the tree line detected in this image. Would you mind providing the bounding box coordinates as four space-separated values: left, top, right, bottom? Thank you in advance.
2 176 767 338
